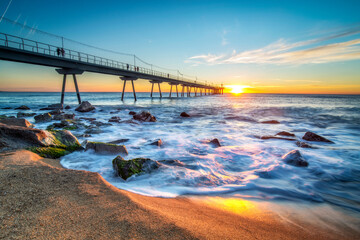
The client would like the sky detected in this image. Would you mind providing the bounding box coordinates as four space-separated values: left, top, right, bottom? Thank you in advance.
0 0 359 94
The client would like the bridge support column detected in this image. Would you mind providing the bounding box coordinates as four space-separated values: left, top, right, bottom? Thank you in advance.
169 84 173 98
158 83 162 98
181 85 185 97
150 83 154 97
120 76 138 101
176 85 179 97
195 87 197 97
56 68 84 105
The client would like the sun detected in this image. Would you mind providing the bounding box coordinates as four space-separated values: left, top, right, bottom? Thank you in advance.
226 85 250 94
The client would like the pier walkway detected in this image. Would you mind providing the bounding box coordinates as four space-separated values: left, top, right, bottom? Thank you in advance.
0 32 224 103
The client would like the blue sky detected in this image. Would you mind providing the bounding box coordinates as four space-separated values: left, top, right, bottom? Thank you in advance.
0 0 359 93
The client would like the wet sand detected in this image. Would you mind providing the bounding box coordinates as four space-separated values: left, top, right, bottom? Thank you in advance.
0 150 358 239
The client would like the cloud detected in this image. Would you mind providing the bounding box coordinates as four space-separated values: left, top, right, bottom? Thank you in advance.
186 25 360 65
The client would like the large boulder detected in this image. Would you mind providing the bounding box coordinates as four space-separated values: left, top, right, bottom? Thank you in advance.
302 132 333 143
75 101 95 112
112 156 160 180
282 150 308 167
133 111 157 122
0 123 81 152
85 141 128 155
0 118 33 128
34 113 52 123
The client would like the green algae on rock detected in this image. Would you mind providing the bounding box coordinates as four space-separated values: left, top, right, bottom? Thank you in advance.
112 157 160 180
29 147 69 159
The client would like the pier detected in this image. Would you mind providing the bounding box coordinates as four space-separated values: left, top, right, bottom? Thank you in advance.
0 32 224 104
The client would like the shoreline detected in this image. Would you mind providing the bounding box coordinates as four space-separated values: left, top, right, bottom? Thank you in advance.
1 150 358 239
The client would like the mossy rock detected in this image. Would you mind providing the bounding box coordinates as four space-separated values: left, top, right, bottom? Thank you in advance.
112 157 160 180
63 125 78 131
29 147 69 159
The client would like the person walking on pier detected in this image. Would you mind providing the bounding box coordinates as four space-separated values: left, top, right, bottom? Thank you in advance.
127 64 129 70
61 48 65 57
56 48 61 56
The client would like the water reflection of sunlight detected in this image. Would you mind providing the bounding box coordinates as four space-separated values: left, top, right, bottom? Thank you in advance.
200 197 258 215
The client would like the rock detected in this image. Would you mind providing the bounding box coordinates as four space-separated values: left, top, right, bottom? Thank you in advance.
120 119 139 125
296 141 315 148
48 103 63 109
53 115 65 121
260 120 280 124
85 141 128 155
53 120 70 128
2 107 12 109
17 112 36 118
109 116 121 123
180 112 190 118
93 121 112 127
282 150 308 167
302 132 333 143
159 159 185 167
80 117 96 121
65 105 71 109
276 131 295 137
64 113 75 120
34 113 52 123
0 118 33 128
15 105 30 110
133 111 157 122
108 139 129 144
260 136 296 141
209 138 221 147
75 101 95 112
0 123 81 151
49 109 63 115
84 127 103 135
150 139 163 147
129 111 136 115
112 156 160 180
29 147 69 159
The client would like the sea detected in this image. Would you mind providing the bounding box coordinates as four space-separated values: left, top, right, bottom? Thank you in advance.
1 92 360 217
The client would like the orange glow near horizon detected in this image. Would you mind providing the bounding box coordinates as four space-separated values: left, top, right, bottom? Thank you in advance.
225 85 251 94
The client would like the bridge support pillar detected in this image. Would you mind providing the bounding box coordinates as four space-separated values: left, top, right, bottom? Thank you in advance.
120 76 138 101
181 85 185 97
169 84 173 98
56 68 84 105
150 83 154 97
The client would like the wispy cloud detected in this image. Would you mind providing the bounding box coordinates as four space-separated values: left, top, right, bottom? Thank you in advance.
186 25 360 65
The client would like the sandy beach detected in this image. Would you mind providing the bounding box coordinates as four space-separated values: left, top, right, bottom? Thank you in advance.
1 150 358 240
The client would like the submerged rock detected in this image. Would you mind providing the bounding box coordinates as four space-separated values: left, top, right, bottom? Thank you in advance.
0 118 33 128
129 111 136 115
34 113 52 123
17 112 36 118
209 138 221 147
260 120 280 124
65 105 71 109
109 116 121 123
112 156 160 180
80 117 96 121
75 101 95 112
302 132 333 143
108 139 129 144
180 112 190 117
282 150 308 167
15 105 30 110
276 131 295 137
296 141 315 148
84 127 103 135
85 141 128 155
260 136 296 141
150 139 163 147
133 111 157 122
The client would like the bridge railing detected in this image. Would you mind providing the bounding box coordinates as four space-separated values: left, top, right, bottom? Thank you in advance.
0 32 219 89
